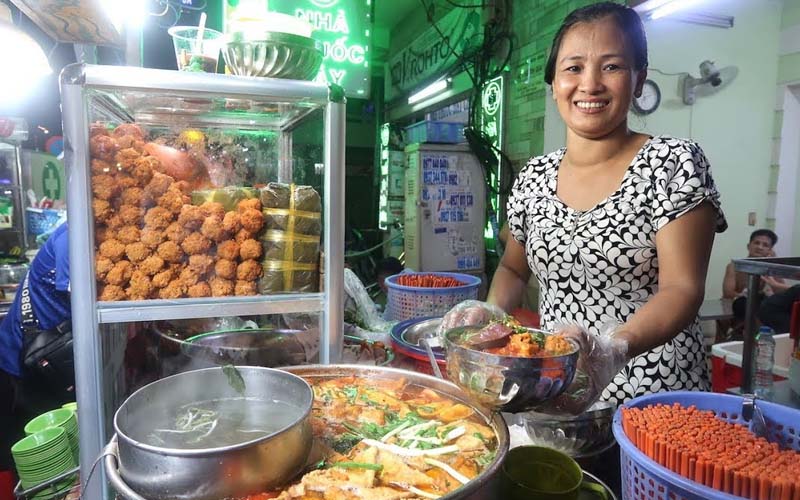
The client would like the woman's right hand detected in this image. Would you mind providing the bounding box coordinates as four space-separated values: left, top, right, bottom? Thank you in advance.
437 300 507 336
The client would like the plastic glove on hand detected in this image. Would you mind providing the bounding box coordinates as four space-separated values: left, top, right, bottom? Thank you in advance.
437 300 508 337
537 324 629 415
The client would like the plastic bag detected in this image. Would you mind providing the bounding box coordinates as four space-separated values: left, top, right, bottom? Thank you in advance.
437 299 508 336
343 267 393 335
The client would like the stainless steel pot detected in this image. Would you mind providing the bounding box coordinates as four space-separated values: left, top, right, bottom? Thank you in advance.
282 364 510 500
112 366 313 500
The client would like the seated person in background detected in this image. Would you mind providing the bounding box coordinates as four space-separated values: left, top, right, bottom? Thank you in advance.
758 284 800 333
721 229 790 338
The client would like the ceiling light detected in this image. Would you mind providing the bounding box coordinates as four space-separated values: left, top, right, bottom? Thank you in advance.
650 0 703 20
0 19 51 106
408 79 450 105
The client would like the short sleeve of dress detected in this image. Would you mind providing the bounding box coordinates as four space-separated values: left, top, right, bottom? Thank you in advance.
651 139 727 233
506 168 529 244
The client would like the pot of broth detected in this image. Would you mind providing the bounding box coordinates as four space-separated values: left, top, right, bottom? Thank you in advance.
111 366 313 499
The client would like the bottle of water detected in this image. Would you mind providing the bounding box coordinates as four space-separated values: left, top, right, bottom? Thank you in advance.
754 326 776 399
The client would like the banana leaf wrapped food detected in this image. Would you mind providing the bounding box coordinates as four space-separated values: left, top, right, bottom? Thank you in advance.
259 183 321 236
258 230 320 293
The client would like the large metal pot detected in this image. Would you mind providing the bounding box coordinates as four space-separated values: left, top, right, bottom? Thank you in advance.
283 364 510 500
111 366 313 500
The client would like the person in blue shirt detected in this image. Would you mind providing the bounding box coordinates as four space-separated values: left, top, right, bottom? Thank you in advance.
0 222 71 471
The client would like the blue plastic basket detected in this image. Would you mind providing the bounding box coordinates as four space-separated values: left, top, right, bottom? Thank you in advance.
404 120 465 144
26 208 64 236
612 391 800 500
385 272 480 321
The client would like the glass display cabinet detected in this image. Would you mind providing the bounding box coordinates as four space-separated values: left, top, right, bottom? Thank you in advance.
60 64 345 498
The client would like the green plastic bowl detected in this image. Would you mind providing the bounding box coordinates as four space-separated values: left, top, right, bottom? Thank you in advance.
11 428 66 455
61 402 77 413
24 408 75 436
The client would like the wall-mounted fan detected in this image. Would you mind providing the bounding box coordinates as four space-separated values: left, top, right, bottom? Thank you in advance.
681 60 738 105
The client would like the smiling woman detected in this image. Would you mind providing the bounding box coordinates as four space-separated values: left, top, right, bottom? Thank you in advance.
440 1 728 415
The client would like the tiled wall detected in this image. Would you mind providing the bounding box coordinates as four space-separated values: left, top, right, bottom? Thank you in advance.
504 0 620 169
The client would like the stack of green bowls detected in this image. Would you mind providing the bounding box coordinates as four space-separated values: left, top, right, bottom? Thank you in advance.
11 427 76 498
24 408 79 462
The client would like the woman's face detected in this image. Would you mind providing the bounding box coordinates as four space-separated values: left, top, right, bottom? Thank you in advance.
552 16 645 139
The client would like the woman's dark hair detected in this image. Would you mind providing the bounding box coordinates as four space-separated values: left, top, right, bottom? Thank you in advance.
750 229 778 246
544 2 648 85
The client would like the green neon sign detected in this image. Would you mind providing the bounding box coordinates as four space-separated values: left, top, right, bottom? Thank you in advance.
225 0 371 97
480 75 504 241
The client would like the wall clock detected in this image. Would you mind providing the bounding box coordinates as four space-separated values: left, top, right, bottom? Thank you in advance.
632 79 661 115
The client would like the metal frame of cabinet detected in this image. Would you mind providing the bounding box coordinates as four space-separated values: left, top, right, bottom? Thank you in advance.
732 256 800 394
60 64 345 499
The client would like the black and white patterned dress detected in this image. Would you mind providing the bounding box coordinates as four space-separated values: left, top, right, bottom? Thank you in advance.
507 136 727 406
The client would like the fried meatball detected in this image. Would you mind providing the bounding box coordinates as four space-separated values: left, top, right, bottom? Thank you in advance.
95 255 114 281
157 241 185 264
144 172 174 199
239 208 264 234
234 280 258 296
106 260 133 286
200 215 228 243
177 205 204 230
117 225 141 245
158 279 186 299
239 239 262 261
143 206 172 230
93 198 114 223
115 148 141 172
236 259 262 281
173 180 191 195
140 227 165 249
91 158 113 175
179 266 201 287
209 276 234 297
138 255 164 276
113 123 145 140
214 259 237 280
90 135 119 162
152 267 176 288
119 205 145 226
222 212 241 235
115 135 144 151
90 124 110 138
99 284 127 301
125 242 150 263
157 186 189 215
99 239 127 262
181 232 212 255
235 229 255 244
116 174 138 190
165 222 189 244
187 281 212 298
126 270 153 300
133 156 159 186
91 174 119 201
120 187 145 207
106 214 124 230
199 202 226 219
237 198 261 213
188 254 214 275
216 240 239 261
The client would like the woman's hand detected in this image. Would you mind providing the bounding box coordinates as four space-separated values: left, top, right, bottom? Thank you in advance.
437 300 508 336
537 324 629 415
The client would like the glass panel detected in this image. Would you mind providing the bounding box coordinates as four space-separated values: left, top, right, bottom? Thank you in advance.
86 87 325 303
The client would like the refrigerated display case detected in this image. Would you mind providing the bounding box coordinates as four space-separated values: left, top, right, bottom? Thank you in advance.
60 64 345 498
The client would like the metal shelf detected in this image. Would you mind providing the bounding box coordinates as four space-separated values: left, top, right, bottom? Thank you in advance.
97 293 324 323
732 256 800 394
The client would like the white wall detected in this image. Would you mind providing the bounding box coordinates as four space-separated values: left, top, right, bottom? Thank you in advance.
776 85 800 256
544 0 784 298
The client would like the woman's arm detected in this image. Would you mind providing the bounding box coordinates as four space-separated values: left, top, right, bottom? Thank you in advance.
487 237 532 313
615 203 717 357
722 262 738 298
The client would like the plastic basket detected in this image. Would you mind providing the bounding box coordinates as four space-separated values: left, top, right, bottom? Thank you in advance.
612 391 800 500
26 209 64 236
385 272 480 321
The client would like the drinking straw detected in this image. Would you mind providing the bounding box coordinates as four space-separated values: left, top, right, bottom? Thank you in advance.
195 12 207 53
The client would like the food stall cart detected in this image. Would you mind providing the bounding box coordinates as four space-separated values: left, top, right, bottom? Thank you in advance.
60 63 345 499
